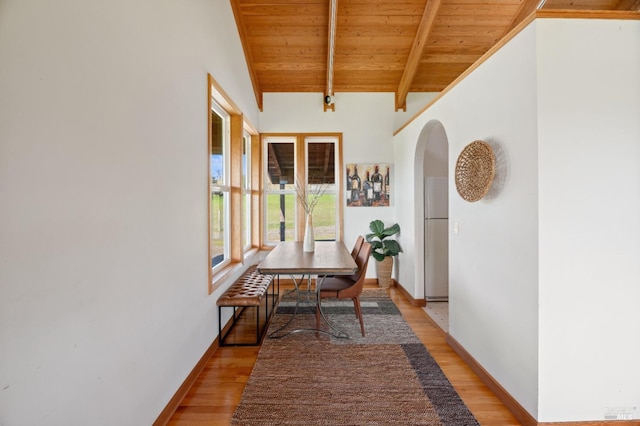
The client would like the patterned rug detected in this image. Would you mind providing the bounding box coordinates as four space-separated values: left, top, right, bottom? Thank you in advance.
231 289 479 425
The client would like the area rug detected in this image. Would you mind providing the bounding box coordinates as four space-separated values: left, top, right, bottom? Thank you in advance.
231 288 479 425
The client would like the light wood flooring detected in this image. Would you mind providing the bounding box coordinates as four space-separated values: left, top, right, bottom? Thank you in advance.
168 283 521 425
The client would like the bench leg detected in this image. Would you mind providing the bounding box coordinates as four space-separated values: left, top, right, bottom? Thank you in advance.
255 306 261 345
218 276 277 347
219 306 243 347
218 306 222 345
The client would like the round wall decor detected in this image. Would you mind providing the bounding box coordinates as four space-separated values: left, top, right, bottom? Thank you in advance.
455 140 495 202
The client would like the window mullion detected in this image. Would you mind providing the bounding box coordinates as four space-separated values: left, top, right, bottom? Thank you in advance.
251 134 262 248
229 114 243 263
295 135 306 242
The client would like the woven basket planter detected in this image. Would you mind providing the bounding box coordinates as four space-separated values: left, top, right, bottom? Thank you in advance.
376 256 394 288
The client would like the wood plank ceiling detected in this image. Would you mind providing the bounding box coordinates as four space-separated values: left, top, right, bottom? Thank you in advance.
231 0 640 111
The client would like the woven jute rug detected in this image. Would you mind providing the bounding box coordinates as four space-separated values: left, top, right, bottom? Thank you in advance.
231 288 479 425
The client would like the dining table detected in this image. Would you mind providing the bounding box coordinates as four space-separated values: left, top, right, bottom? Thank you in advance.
257 241 358 338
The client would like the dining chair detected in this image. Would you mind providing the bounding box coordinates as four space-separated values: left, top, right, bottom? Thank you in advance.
350 235 364 260
316 241 372 336
323 235 364 280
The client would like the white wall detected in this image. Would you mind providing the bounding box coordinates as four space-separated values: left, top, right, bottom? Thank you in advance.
259 92 436 278
536 19 640 422
394 23 540 417
0 0 257 424
393 17 640 422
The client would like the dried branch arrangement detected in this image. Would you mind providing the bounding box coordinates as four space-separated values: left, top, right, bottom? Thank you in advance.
294 177 328 214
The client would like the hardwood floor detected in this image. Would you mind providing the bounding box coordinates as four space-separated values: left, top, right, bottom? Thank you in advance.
168 283 521 425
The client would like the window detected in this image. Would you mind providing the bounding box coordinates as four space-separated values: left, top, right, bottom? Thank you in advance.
263 137 296 244
242 131 251 250
305 137 337 240
263 134 343 245
210 101 230 272
208 73 259 293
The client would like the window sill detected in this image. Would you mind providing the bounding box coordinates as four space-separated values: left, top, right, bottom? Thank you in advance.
209 248 262 294
211 263 243 294
244 247 260 260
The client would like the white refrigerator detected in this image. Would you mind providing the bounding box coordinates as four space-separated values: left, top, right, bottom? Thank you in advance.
424 177 448 301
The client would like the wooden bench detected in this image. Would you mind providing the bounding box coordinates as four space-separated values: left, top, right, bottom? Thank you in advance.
217 265 277 346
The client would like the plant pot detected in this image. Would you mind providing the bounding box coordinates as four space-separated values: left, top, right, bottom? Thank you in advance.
376 256 393 288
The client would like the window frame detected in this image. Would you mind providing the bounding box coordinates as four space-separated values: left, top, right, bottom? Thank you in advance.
262 136 297 244
242 130 252 251
304 136 339 242
261 133 344 246
210 100 231 274
208 74 259 294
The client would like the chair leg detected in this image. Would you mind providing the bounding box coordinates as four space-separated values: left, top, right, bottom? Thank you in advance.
353 297 365 337
316 303 321 330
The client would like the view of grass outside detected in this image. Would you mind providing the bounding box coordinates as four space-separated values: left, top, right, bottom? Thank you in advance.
265 193 295 243
212 190 337 260
242 192 250 249
265 192 336 243
211 191 251 266
308 193 336 240
211 193 224 265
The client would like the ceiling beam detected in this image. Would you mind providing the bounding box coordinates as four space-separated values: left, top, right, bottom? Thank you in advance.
395 0 442 111
615 0 640 10
501 0 543 39
230 0 264 111
324 0 337 112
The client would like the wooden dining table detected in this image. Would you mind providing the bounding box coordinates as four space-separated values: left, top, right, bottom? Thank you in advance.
257 241 357 338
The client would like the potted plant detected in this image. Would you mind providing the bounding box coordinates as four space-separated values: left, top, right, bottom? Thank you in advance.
365 220 402 288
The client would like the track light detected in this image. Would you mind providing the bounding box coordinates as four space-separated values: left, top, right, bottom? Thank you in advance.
324 95 332 105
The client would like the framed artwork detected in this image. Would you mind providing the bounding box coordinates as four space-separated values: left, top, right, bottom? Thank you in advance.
346 163 391 207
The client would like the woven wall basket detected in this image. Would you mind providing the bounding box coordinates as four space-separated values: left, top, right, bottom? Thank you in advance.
455 140 496 202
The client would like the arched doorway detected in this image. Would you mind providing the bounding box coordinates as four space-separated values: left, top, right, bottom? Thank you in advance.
414 120 449 330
